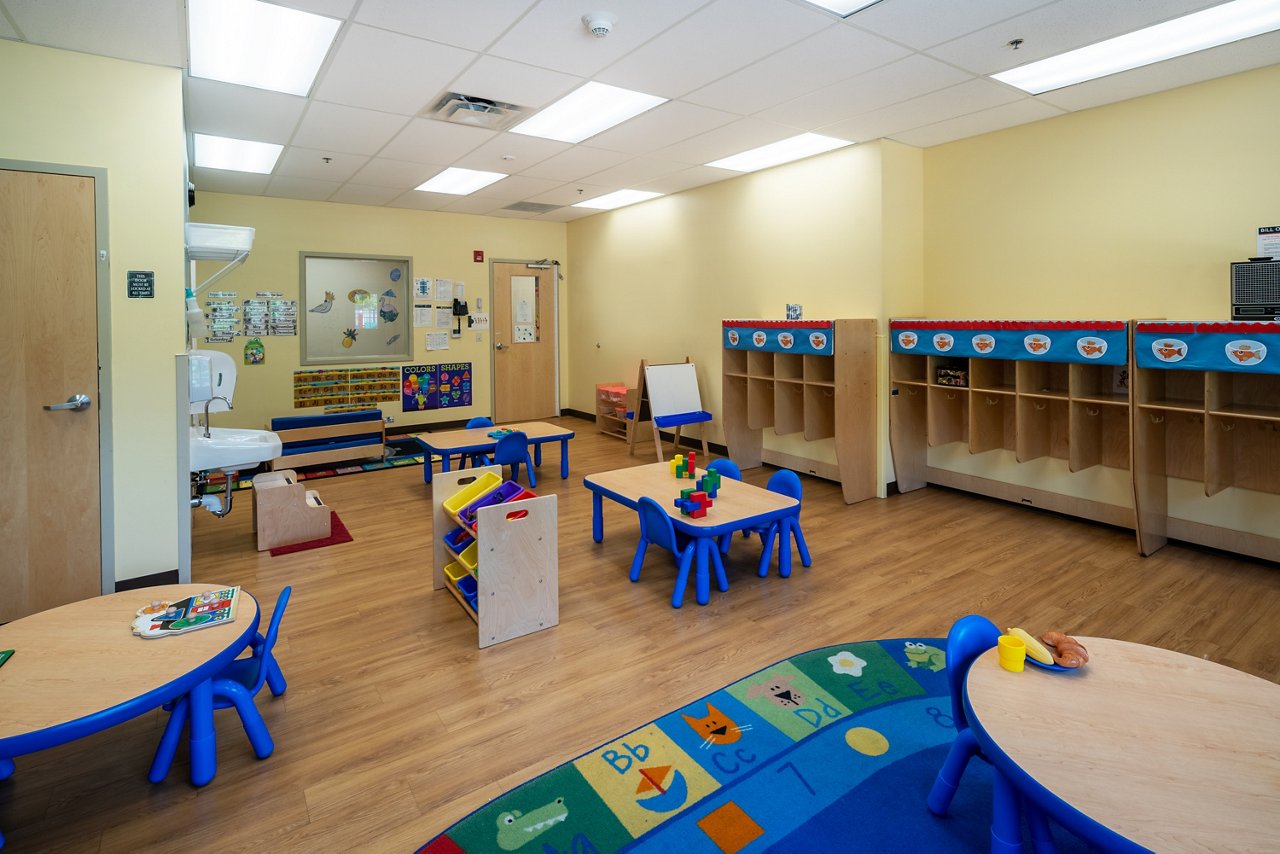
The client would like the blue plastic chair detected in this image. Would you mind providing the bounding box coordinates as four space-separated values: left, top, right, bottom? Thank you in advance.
630 496 696 608
752 469 811 578
458 416 494 469
706 459 742 554
149 586 292 784
485 430 535 487
928 615 1055 854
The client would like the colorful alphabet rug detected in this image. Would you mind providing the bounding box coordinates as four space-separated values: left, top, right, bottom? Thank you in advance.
418 638 1093 853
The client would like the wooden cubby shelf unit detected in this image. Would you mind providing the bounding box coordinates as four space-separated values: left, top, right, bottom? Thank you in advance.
889 319 1134 530
1131 321 1280 562
722 319 877 504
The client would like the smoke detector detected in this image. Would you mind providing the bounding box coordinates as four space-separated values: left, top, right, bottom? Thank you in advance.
582 11 615 38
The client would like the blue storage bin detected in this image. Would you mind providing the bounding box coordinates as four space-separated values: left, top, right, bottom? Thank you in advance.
456 574 478 598
443 525 475 554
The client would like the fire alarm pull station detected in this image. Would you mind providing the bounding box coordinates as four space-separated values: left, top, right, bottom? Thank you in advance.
473 250 484 263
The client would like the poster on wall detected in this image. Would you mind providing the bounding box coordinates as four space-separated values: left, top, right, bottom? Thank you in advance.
401 365 440 411
437 362 472 409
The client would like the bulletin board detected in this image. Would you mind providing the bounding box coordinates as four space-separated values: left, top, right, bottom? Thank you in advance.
299 252 413 365
644 362 703 418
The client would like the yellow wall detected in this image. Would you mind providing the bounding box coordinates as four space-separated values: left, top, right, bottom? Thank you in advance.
0 40 187 583
189 193 567 432
923 63 1280 319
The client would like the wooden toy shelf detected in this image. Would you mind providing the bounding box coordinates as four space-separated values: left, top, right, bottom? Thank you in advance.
595 382 631 441
431 466 558 648
722 319 877 504
1131 321 1280 562
889 320 1134 530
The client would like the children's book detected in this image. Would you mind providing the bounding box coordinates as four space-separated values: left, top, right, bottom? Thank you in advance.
132 587 240 639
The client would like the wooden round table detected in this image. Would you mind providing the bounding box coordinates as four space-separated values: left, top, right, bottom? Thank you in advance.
964 637 1280 851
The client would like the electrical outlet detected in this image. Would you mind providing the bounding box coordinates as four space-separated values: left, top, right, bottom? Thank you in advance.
385 416 395 424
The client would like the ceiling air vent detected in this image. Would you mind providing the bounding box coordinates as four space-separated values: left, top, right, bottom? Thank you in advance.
503 202 562 214
428 92 525 130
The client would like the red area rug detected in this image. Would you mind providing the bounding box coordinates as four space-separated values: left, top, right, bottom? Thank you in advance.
269 511 352 556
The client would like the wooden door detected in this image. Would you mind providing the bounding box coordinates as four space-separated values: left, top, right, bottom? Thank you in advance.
492 261 557 422
0 168 102 621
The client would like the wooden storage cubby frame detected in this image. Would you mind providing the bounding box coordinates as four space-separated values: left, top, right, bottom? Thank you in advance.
595 382 630 441
1132 321 1280 562
722 319 876 504
431 466 559 648
889 320 1133 530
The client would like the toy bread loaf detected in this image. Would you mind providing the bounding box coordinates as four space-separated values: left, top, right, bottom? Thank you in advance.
1040 631 1089 668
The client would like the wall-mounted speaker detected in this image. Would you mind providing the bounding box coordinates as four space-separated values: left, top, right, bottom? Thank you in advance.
1230 260 1280 320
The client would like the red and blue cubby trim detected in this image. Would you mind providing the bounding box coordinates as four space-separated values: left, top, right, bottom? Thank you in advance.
1134 320 1278 373
889 319 1128 366
723 320 834 355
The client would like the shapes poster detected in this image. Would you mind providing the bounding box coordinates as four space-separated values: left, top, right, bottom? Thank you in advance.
402 365 439 411
438 362 472 409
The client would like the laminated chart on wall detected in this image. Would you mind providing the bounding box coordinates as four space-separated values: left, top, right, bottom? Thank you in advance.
269 298 297 335
243 299 269 336
293 366 399 410
203 290 241 343
402 364 440 411
1134 321 1279 373
723 319 835 355
889 319 1128 366
437 362 472 408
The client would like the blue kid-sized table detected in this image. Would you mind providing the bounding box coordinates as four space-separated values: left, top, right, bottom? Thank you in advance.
583 462 800 607
0 585 260 849
413 421 576 484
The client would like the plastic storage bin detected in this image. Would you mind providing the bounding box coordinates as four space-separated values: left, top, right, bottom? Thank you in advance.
459 481 526 528
443 526 475 555
443 471 502 522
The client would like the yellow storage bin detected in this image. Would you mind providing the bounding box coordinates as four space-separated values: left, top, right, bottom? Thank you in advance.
443 561 469 584
442 471 502 523
456 540 479 572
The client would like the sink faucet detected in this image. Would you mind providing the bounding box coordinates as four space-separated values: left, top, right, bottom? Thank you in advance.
203 395 232 438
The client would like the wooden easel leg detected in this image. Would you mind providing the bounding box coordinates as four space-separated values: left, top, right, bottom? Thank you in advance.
652 424 664 462
700 424 710 457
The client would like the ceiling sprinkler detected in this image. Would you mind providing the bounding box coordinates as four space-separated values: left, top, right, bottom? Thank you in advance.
582 11 615 38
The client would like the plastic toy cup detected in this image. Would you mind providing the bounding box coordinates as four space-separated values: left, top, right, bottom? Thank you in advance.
997 634 1027 672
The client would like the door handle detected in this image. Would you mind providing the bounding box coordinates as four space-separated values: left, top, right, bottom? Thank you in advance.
495 342 506 350
44 393 92 412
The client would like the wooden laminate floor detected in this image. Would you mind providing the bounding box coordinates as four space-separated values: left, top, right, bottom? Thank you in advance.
4 415 1278 852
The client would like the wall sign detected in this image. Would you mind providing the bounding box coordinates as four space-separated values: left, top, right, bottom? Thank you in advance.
127 270 154 298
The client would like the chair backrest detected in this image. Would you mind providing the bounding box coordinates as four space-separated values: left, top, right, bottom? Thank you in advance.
466 416 495 429
637 496 680 554
248 586 292 694
766 468 803 501
706 458 742 481
492 430 529 466
942 614 1000 732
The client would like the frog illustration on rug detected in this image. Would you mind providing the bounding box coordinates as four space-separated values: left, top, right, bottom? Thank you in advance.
495 797 568 850
904 641 946 672
682 702 753 749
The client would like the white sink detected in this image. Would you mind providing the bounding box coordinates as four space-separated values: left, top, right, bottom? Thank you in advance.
190 426 282 473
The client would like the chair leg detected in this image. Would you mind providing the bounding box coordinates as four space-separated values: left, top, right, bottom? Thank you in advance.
629 539 649 582
264 657 288 697
149 696 189 783
217 680 275 760
1027 804 1057 854
524 455 536 488
711 540 729 592
778 519 793 578
0 757 14 781
991 768 1025 854
718 532 732 555
793 519 811 567
757 523 779 577
927 728 979 816
671 545 694 608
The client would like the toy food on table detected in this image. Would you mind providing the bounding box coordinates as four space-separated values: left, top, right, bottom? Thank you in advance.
1040 631 1089 668
1006 627 1054 665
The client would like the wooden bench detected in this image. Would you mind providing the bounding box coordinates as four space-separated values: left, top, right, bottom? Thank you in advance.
268 409 385 471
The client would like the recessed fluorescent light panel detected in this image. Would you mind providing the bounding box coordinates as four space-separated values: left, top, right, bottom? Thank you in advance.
707 133 853 173
572 189 663 210
188 0 340 96
415 168 508 195
799 0 884 17
193 133 283 174
511 82 667 144
993 0 1280 94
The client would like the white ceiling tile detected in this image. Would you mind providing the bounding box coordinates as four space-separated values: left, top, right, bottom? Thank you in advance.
890 97 1067 148
489 0 713 78
5 0 184 67
580 156 687 187
1033 30 1280 112
848 0 1055 51
275 147 368 182
265 175 343 201
598 0 834 98
270 0 357 19
468 174 565 202
379 118 495 164
313 24 475 114
929 0 1230 76
527 182 616 206
634 165 734 195
185 78 308 144
533 205 598 222
387 190 454 211
349 157 442 189
292 101 409 155
585 101 738 154
758 54 974 129
190 166 270 197
517 146 631 182
455 133 571 174
683 24 912 114
328 184 405 206
446 55 582 110
442 195 512 215
653 118 817 166
355 0 537 53
818 78 1025 142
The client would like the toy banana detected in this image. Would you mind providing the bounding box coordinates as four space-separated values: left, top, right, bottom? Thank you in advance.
1006 627 1054 665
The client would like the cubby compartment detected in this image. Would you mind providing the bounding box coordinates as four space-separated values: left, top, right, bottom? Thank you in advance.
1016 396 1070 462
773 380 805 435
1206 415 1280 496
1135 368 1204 411
889 352 926 385
1071 363 1129 405
970 358 1016 392
803 384 836 441
928 385 969 446
747 378 775 430
929 356 969 388
723 348 748 377
1018 361 1070 398
775 352 804 381
1070 401 1130 472
969 390 1015 455
1206 372 1280 420
804 354 836 385
747 350 774 378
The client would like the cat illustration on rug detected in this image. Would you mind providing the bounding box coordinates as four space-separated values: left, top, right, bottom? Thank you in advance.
682 701 753 749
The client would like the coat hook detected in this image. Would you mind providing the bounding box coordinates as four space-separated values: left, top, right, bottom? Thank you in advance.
1087 406 1099 416
1149 413 1164 424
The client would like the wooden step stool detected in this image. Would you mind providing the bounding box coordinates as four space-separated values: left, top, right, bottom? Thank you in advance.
252 469 331 551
